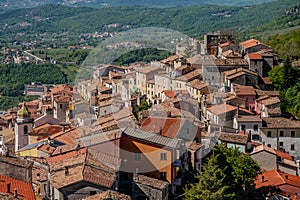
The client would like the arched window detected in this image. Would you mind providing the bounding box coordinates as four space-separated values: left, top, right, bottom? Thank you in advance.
24 125 28 134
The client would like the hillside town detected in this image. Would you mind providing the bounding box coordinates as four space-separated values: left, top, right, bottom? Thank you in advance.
0 32 300 200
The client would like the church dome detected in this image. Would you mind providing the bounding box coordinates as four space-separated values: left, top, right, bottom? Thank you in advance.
17 103 29 118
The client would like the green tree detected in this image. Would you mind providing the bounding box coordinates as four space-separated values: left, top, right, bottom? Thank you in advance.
184 145 260 200
185 153 235 200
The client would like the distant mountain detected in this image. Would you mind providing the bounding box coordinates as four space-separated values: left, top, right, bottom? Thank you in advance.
244 4 300 39
0 0 298 39
0 0 277 12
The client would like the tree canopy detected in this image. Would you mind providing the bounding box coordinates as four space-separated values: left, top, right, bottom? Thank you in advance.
268 59 300 118
184 144 260 200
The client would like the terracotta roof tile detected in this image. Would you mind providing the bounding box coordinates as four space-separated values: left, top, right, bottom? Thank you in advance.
247 53 263 60
49 128 81 144
255 170 300 199
233 84 256 96
224 67 257 78
186 79 208 90
219 42 230 47
255 89 280 97
262 117 300 129
0 174 35 200
176 69 201 82
240 38 261 49
219 133 248 144
135 65 160 74
163 90 189 99
161 54 183 64
235 115 262 122
0 155 33 169
133 174 169 190
140 117 185 138
206 104 236 115
49 148 118 189
29 124 63 136
260 97 281 106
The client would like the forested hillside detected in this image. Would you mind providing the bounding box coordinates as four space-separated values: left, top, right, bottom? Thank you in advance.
0 0 299 38
0 0 277 12
267 29 300 118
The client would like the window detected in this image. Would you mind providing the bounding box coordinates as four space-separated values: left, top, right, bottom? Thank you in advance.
160 172 167 180
291 144 295 151
23 125 28 134
135 153 141 160
252 134 259 141
148 91 150 95
253 125 258 131
160 153 167 160
280 131 284 137
291 131 295 137
90 191 97 196
241 125 246 131
267 144 271 148
246 98 248 102
60 104 62 109
279 142 284 148
267 131 272 137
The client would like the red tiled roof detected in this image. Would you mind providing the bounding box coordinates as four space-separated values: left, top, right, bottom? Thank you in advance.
251 145 293 160
176 69 202 82
49 128 81 144
206 104 236 115
233 84 256 96
240 38 261 49
219 42 230 47
29 123 63 136
161 54 183 64
247 53 263 60
274 149 293 161
186 79 208 90
0 174 35 200
163 90 189 99
219 133 248 145
140 117 185 138
255 170 300 200
49 148 118 189
50 85 73 95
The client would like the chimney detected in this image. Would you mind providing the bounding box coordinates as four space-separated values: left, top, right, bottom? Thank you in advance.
61 125 65 132
7 183 10 193
14 188 17 198
261 175 264 183
60 148 63 154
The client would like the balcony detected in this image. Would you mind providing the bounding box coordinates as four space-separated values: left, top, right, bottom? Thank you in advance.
173 159 182 167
